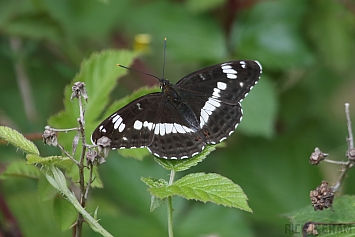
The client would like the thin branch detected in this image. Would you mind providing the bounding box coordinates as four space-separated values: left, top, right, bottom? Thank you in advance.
58 143 81 166
345 103 354 149
332 161 351 192
75 91 88 237
323 159 348 165
331 103 355 192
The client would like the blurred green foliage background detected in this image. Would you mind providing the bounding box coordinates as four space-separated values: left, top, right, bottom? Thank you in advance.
1 0 355 236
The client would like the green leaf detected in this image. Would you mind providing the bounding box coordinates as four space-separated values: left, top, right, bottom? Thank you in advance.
239 76 277 138
141 177 168 212
153 145 216 171
286 195 355 237
46 166 113 236
141 177 169 189
38 175 58 202
1 160 41 179
0 126 39 155
26 154 73 171
48 49 138 151
3 12 63 43
148 173 251 212
53 196 77 231
233 0 314 69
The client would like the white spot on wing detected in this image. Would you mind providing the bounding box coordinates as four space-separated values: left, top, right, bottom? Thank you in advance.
212 88 221 98
143 121 154 130
136 103 143 110
159 123 166 136
227 74 237 79
118 123 125 132
154 123 160 135
165 123 173 134
133 120 143 130
217 82 227 90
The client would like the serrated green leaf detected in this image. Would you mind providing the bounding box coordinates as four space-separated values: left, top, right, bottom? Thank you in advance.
141 177 168 212
26 154 73 171
38 175 58 202
48 50 138 152
141 177 169 188
153 145 216 171
0 126 39 155
286 195 355 237
1 160 41 179
149 195 165 213
53 196 77 231
149 173 251 212
47 166 113 236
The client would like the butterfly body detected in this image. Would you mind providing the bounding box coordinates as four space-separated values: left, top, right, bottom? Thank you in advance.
91 60 262 159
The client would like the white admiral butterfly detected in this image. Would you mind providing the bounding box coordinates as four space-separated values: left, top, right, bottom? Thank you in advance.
91 60 262 159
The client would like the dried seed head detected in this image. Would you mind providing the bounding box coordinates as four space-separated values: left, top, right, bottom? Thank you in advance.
42 127 58 146
310 181 334 211
70 82 88 101
310 147 328 165
96 136 111 158
86 148 106 165
86 148 97 163
347 148 355 161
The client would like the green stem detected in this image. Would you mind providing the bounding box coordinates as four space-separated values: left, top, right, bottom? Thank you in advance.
167 196 174 237
167 169 175 237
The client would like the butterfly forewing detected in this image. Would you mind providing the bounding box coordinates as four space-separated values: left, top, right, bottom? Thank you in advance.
91 93 162 149
177 60 261 104
91 60 262 159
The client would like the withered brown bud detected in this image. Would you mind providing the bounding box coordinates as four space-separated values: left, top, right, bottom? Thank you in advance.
70 82 88 101
86 148 97 163
96 136 111 158
42 126 58 146
310 181 334 211
310 147 328 165
347 148 355 161
86 148 106 165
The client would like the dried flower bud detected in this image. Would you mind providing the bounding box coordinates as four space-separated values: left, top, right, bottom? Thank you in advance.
42 127 58 146
86 148 97 163
310 181 334 211
70 82 88 101
310 147 328 165
347 148 355 161
96 136 111 158
86 148 106 165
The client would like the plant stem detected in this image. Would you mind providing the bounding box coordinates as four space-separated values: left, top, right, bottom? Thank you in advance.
167 196 174 237
75 94 88 237
167 169 175 237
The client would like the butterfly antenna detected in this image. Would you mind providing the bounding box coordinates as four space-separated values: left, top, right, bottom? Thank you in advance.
162 37 167 79
116 64 160 81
